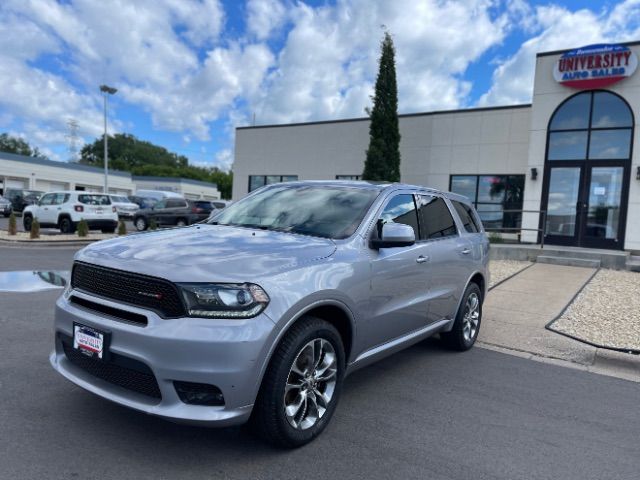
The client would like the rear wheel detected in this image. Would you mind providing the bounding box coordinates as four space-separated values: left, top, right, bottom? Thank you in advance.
101 227 116 234
252 316 344 448
440 283 482 351
59 217 75 234
23 215 33 232
176 218 188 227
134 217 148 231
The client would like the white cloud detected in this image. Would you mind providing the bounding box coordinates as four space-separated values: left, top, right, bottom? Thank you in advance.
250 0 514 125
247 0 288 40
479 0 640 106
0 0 637 169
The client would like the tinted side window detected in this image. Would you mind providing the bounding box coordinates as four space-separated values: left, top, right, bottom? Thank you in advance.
39 194 55 206
417 195 457 239
452 201 481 233
167 199 187 208
379 194 419 238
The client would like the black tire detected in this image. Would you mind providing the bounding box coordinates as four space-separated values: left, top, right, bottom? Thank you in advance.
3 213 9 218
252 316 345 448
440 283 483 351
101 227 116 234
23 215 33 232
134 217 148 231
176 218 188 227
59 217 75 234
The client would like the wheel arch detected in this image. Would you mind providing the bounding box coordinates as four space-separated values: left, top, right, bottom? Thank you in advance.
441 270 486 333
252 299 356 402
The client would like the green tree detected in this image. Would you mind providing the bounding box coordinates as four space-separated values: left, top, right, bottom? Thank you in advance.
30 218 40 239
117 220 127 236
77 219 89 237
8 211 17 235
0 133 47 158
362 31 401 182
79 133 233 199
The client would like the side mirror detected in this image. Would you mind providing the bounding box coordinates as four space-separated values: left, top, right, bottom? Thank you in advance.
370 223 416 249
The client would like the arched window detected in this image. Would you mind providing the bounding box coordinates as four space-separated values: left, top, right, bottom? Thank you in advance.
547 91 633 161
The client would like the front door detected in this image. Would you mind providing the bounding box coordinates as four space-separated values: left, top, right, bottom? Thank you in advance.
543 164 628 249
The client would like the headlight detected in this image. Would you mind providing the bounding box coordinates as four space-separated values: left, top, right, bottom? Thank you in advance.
178 283 270 318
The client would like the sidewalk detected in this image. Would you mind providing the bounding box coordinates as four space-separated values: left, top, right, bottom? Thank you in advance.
479 263 640 383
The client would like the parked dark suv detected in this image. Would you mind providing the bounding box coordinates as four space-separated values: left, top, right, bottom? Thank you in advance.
133 197 210 230
4 188 44 213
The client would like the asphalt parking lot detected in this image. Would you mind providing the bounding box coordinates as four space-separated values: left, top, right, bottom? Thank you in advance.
1 246 639 480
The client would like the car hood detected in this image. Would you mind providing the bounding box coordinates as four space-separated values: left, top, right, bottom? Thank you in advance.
76 224 337 282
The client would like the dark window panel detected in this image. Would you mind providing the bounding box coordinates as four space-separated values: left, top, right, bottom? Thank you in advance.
417 195 457 239
588 129 632 159
549 93 590 130
591 92 633 128
548 131 588 160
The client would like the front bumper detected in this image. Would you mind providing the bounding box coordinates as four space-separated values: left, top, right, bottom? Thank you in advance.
50 290 276 426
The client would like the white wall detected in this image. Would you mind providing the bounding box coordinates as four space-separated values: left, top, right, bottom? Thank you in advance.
233 106 531 199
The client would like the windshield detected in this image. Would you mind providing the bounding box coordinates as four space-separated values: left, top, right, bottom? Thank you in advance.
210 185 378 239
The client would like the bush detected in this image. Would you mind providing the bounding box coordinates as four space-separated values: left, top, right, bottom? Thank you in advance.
117 220 127 236
30 218 40 239
8 211 17 235
149 218 158 230
77 219 89 237
488 231 504 244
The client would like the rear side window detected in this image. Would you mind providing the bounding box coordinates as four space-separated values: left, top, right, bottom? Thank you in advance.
78 194 110 205
378 194 419 238
52 193 69 205
417 195 457 240
167 198 187 208
452 200 481 233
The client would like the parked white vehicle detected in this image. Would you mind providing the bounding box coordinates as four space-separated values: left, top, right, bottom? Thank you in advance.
109 194 139 219
23 191 118 234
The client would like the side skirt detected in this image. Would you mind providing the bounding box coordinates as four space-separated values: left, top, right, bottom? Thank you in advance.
346 318 452 376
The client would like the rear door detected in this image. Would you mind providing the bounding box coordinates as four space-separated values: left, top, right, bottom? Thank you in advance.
416 194 472 323
165 198 188 224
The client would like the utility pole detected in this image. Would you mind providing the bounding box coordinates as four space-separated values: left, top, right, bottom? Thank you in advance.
66 118 79 162
99 84 117 193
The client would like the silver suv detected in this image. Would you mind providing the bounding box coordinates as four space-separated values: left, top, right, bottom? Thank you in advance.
50 181 489 447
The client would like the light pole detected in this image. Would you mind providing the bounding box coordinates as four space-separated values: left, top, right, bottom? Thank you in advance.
99 84 117 193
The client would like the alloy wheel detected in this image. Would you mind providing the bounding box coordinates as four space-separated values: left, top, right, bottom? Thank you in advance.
462 292 480 342
284 338 337 430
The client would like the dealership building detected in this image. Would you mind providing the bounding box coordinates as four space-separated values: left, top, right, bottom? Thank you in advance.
233 42 640 252
0 151 220 200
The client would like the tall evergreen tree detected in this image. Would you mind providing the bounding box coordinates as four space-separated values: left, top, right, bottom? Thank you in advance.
362 31 401 182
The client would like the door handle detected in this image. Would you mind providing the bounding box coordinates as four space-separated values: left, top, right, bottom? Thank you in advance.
460 248 471 255
416 255 429 264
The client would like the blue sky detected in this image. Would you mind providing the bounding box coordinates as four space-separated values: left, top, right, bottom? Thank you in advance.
1 0 639 170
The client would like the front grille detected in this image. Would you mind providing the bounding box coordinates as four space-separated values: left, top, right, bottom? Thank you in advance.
62 338 161 400
71 262 186 318
70 295 148 326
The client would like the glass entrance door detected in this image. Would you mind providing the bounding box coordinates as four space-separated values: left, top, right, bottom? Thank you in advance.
543 164 627 249
581 166 624 249
545 167 581 244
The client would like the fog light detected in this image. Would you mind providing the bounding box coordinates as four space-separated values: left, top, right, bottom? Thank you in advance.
174 381 225 406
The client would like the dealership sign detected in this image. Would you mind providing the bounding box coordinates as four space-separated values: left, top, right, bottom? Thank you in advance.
553 44 638 89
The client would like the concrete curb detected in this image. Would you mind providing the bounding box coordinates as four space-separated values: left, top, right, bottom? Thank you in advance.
488 262 534 292
0 238 100 247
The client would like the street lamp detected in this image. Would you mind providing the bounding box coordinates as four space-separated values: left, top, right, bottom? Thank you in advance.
99 84 117 193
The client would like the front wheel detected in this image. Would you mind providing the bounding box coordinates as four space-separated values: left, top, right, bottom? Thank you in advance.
252 316 345 448
440 283 482 351
134 217 148 231
176 218 187 227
